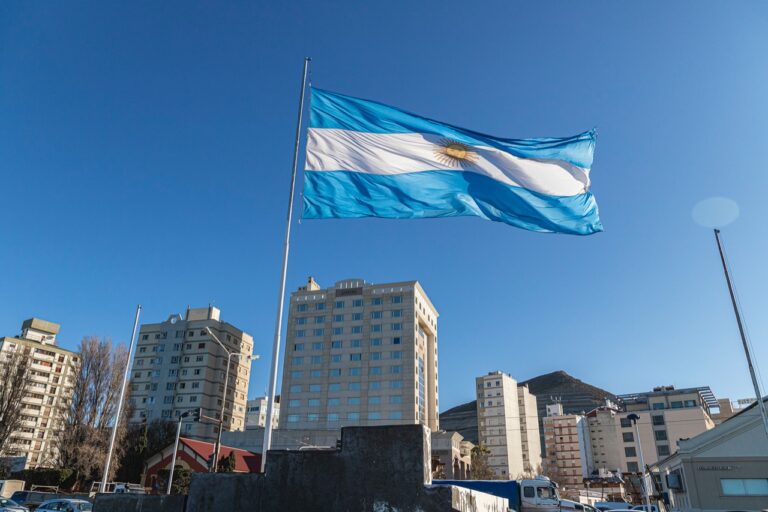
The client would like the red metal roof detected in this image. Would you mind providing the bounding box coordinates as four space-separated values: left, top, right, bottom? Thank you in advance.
180 437 262 473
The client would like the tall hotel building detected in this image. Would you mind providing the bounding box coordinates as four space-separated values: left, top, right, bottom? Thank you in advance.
0 319 78 469
129 306 253 441
278 277 439 431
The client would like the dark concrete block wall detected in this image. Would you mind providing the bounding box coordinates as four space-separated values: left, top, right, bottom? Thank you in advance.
93 494 186 512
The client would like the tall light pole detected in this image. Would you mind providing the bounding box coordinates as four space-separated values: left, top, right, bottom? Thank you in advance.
205 327 259 472
167 409 194 495
627 413 653 512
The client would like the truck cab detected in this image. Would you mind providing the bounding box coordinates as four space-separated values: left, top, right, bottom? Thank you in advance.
519 478 561 512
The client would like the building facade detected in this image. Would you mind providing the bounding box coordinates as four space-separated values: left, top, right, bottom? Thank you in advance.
476 371 542 479
588 386 717 473
542 403 593 490
246 396 280 429
129 306 253 441
431 431 473 480
278 277 439 432
652 398 768 512
0 319 78 468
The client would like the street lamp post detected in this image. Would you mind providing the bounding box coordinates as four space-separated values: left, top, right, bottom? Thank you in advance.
205 327 259 473
167 409 194 494
627 413 653 512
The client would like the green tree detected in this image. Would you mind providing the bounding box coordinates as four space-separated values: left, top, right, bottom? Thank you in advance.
217 452 237 473
157 466 191 495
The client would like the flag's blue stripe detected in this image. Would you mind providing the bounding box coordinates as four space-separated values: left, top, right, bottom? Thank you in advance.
310 88 595 169
302 171 602 235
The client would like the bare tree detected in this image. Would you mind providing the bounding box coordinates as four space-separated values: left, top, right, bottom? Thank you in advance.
0 348 31 456
470 443 498 480
57 337 128 489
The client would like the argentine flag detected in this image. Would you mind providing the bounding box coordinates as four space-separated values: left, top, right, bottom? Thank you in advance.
302 89 602 235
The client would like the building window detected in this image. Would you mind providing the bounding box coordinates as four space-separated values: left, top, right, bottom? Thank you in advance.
626 461 639 472
390 365 402 374
351 326 362 334
390 351 402 359
391 323 402 331
349 382 361 391
333 327 343 335
351 313 362 321
328 413 340 422
308 399 321 407
369 412 381 420
620 418 632 428
290 385 301 393
391 310 402 318
369 396 380 405
652 403 665 410
656 444 670 457
328 398 340 406
389 395 402 404
348 397 360 405
671 401 683 409
624 447 637 457
369 367 382 376
721 478 768 496
654 430 668 441
309 384 321 392
371 338 382 346
288 400 301 407
297 304 307 312
348 412 360 420
350 353 362 361
349 368 361 376
315 303 326 311
313 329 325 336
294 343 305 351
391 295 403 304
371 324 382 333
334 300 345 309
331 355 341 363
370 381 381 390
329 369 341 377
312 342 323 350
392 337 401 345
331 341 342 349
296 317 307 325
311 356 322 364
295 330 306 338
328 383 341 392
314 315 325 324
371 352 381 360
350 339 361 348
371 298 382 306
391 380 402 389
141 334 149 340
333 314 344 322
310 370 322 377
291 371 303 379
287 414 299 423
389 411 402 420
622 432 634 442
652 415 665 426
198 343 205 349
292 357 304 366
352 299 362 307
371 311 382 319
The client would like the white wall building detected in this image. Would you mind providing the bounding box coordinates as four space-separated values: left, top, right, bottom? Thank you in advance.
0 318 78 468
246 396 280 429
476 371 542 478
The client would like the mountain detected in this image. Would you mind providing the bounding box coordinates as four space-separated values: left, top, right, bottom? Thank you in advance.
439 370 616 445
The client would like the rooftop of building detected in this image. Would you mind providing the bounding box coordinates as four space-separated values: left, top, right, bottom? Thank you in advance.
616 385 718 409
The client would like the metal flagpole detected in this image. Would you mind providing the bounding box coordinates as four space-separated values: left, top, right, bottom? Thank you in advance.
99 304 142 493
167 414 184 494
713 229 768 438
261 57 311 473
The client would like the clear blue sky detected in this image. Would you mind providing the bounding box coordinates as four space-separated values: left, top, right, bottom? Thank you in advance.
2 1 768 411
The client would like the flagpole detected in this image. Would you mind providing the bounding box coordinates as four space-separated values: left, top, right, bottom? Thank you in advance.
713 229 768 439
261 57 311 472
99 304 142 493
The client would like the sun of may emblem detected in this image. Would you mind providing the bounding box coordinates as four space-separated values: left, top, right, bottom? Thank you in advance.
434 138 478 167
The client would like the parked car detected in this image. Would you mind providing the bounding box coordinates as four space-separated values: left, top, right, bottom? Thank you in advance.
560 499 599 512
35 500 92 512
0 498 28 512
8 492 57 510
595 503 632 511
631 506 659 512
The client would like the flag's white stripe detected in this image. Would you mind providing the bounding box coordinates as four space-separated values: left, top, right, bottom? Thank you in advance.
306 128 590 197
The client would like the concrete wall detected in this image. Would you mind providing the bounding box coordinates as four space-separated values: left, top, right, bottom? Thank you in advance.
93 494 186 512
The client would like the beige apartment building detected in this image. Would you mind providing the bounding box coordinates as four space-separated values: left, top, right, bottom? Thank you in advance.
0 318 78 468
278 277 439 433
588 386 717 473
476 371 542 478
246 396 280 429
129 307 253 441
542 403 593 490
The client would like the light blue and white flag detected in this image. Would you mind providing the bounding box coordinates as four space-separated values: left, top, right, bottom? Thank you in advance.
302 89 602 235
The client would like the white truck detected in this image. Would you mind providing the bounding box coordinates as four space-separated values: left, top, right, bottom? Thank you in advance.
0 481 24 499
435 477 562 512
